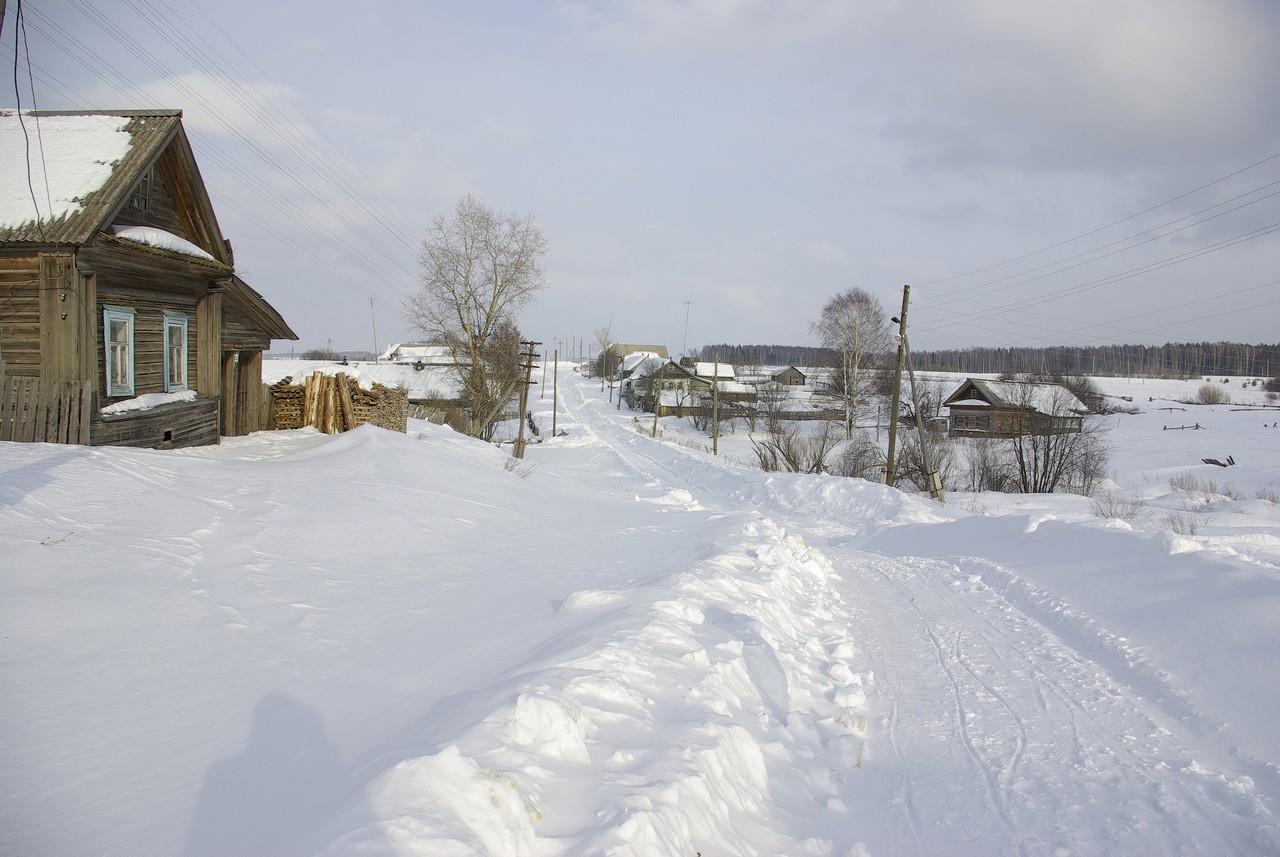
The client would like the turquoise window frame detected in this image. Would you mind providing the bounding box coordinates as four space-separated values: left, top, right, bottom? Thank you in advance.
163 311 189 392
103 306 136 398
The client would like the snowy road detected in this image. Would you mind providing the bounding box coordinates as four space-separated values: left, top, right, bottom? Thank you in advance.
554 375 1280 856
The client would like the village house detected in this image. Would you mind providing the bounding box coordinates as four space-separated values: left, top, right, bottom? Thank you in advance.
379 343 456 367
0 108 296 448
694 361 756 405
942 378 1088 438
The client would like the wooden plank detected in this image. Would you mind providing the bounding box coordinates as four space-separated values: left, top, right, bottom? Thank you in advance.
16 379 37 442
32 379 53 442
0 374 15 441
78 382 93 445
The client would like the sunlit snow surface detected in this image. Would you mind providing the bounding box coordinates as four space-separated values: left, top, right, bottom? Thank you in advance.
2 368 1278 856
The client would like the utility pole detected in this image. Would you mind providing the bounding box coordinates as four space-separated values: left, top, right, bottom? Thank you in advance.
883 285 944 503
552 348 559 437
904 333 945 503
512 340 540 460
683 301 692 355
884 286 910 486
370 297 379 362
711 353 720 456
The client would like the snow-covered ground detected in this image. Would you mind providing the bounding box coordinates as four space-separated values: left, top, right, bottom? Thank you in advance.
2 366 1278 856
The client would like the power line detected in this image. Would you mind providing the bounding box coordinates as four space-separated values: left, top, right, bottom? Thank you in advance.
919 149 1280 288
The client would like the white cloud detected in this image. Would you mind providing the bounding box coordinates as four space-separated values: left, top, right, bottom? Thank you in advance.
805 242 846 263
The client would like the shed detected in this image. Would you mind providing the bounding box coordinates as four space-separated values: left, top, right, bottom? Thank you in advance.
0 109 296 448
771 365 806 386
943 378 1087 438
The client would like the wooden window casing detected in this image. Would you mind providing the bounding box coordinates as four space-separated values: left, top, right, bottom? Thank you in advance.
163 311 189 392
103 306 136 397
129 168 153 212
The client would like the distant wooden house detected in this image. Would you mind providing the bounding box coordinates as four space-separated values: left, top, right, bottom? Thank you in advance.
608 343 670 361
0 109 296 448
379 343 455 366
943 378 1087 438
771 365 806 386
694 361 756 405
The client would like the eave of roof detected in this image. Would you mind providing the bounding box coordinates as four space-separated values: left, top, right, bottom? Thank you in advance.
227 274 299 341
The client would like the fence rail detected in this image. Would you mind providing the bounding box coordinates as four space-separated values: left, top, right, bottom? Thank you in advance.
0 372 93 444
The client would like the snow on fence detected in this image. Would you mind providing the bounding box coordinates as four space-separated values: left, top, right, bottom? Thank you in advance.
271 371 407 434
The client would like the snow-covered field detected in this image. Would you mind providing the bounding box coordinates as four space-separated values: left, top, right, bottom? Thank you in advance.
2 366 1278 856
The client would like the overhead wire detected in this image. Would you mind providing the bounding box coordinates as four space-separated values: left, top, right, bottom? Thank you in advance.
0 32 411 319
918 150 1280 288
21 0 423 318
59 0 419 281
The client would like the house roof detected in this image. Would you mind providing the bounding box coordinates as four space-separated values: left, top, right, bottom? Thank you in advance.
226 275 298 341
0 109 230 265
380 343 455 364
694 362 735 380
618 351 664 375
608 343 670 359
943 378 1088 414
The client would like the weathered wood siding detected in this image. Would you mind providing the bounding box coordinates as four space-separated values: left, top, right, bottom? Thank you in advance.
0 257 41 377
222 302 271 351
90 396 219 449
94 282 199 401
109 161 186 237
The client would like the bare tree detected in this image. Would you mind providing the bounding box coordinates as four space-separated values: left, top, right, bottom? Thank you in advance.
751 422 840 474
405 194 548 439
811 288 892 439
593 324 613 381
1007 386 1109 494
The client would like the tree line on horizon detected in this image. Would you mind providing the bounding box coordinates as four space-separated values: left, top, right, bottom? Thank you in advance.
699 341 1280 379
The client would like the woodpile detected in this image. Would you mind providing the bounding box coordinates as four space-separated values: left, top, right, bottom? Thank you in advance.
270 371 407 434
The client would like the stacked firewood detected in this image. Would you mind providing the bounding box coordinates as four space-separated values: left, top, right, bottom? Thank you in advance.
270 371 406 434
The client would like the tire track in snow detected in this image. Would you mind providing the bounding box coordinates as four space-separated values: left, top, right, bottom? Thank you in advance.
545 377 1278 855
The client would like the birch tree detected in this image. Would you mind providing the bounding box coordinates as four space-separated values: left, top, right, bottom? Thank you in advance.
811 288 892 439
405 194 547 439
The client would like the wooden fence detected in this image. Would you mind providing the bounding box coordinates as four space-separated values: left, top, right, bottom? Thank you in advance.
0 371 93 444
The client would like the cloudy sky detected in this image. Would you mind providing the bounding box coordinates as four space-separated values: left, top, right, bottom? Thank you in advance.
4 0 1278 357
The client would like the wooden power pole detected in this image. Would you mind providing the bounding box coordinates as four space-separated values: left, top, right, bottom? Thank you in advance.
512 340 540 459
885 286 910 485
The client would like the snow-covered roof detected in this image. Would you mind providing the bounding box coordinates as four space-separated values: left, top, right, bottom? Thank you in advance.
627 356 671 380
619 351 663 375
695 362 735 380
0 111 133 231
0 110 189 246
945 378 1088 414
381 343 455 365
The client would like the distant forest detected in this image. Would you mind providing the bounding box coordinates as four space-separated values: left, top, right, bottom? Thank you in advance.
698 341 1280 379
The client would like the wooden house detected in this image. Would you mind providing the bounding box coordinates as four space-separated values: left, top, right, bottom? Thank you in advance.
771 365 806 386
0 109 296 448
943 378 1087 438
